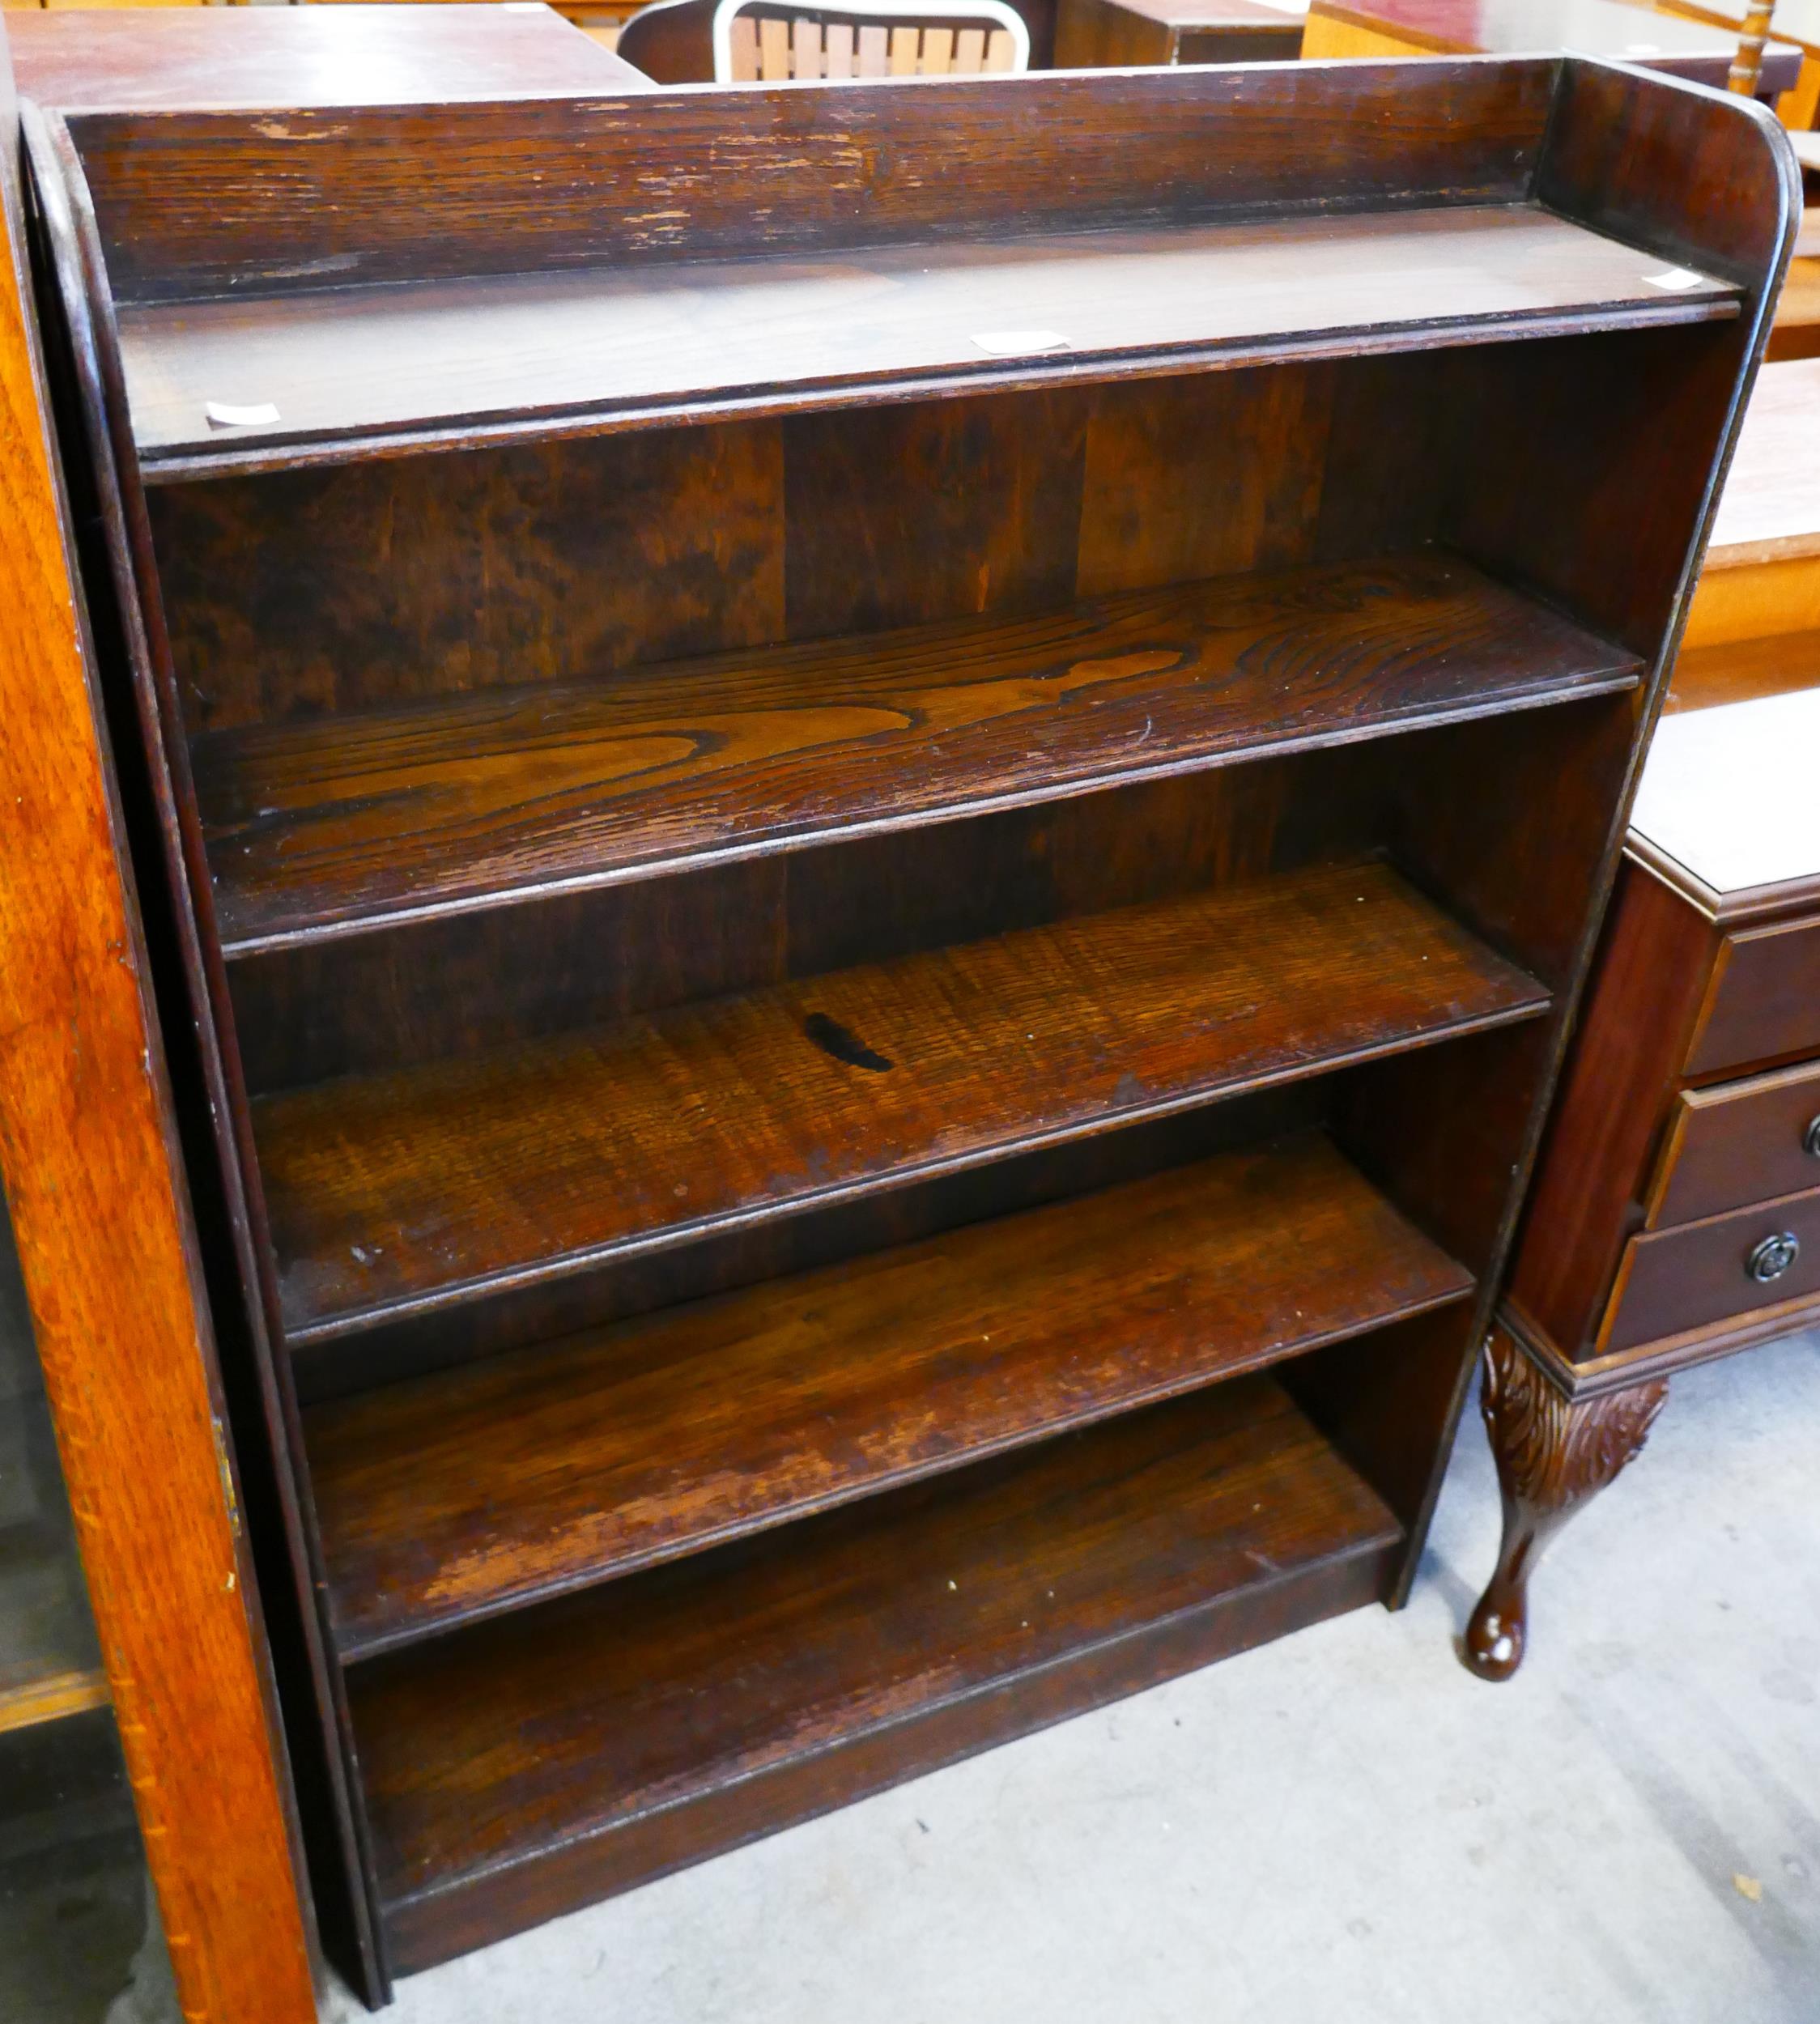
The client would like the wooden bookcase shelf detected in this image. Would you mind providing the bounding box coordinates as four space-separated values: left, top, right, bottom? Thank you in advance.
117 202 1740 474
351 1376 1405 1975
256 858 1546 1342
308 1133 1473 1660
194 549 1640 951
28 57 1791 2003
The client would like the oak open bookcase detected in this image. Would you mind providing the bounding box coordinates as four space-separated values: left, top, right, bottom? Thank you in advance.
23 57 1790 2003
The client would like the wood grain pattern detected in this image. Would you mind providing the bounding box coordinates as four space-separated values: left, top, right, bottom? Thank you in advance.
308 1134 1470 1658
28 51 1788 1975
1602 1180 1820 1350
151 421 786 736
254 859 1548 1342
350 1379 1402 1970
1507 857 1719 1355
116 206 1737 474
0 23 317 2019
1686 911 1820 1075
192 551 1640 950
62 65 1560 305
1646 1057 1820 1229
1053 0 1303 67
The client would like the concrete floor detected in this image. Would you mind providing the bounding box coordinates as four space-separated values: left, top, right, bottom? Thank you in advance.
330 1329 1820 2024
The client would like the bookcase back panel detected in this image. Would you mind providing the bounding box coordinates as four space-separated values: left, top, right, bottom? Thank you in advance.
151 367 1362 737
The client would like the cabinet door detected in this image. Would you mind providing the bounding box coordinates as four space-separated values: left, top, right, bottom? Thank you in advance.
0 1206 176 2024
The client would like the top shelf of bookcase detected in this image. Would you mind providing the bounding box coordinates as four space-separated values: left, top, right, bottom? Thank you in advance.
119 202 1735 475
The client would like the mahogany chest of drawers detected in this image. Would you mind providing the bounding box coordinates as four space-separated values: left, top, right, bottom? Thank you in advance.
1469 687 1820 1677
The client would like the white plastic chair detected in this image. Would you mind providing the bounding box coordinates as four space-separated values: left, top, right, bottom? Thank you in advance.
711 0 1031 81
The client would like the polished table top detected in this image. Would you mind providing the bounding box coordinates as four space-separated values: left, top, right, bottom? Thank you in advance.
1632 688 1820 896
1306 0 1802 86
5 2 654 109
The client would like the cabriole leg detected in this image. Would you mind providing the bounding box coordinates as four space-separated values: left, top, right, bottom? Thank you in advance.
1464 1328 1667 1682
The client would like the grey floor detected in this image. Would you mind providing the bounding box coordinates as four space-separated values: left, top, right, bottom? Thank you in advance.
330 1330 1820 2024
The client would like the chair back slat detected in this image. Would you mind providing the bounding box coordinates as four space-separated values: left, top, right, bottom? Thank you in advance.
713 0 1030 79
729 12 762 76
759 12 793 74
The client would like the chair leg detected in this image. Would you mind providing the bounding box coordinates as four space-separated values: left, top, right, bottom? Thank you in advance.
1463 1328 1668 1682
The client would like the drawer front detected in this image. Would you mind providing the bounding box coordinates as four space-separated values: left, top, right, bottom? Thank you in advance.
1603 1183 1820 1354
1686 912 1820 1078
1648 1057 1820 1229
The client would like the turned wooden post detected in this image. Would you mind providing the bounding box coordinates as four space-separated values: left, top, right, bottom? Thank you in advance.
1464 1330 1669 1682
1729 2 1780 95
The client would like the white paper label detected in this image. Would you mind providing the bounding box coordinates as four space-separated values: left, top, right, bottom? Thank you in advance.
1644 268 1705 292
205 401 282 428
973 329 1072 356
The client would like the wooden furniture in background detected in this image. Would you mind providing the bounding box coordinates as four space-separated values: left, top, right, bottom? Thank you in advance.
712 0 1026 80
5 2 654 102
1302 0 1804 97
1675 356 1820 692
1729 0 1780 90
619 0 1035 73
1471 688 1820 1678
26 58 1789 2001
1053 0 1303 70
1661 0 1820 124
0 16 317 2022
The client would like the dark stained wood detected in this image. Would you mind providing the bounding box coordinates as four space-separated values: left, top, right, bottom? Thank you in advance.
1463 1325 1666 1680
113 206 1738 474
295 1093 1326 1402
783 389 1085 638
1602 1180 1820 1351
350 1379 1403 1972
6 5 654 111
192 551 1639 951
1686 912 1820 1074
29 56 1788 1976
1507 857 1720 1356
58 65 1561 306
151 421 787 737
1647 1057 1820 1228
1053 0 1303 69
309 1134 1470 1658
0 20 318 2019
254 860 1549 1342
1078 366 1333 595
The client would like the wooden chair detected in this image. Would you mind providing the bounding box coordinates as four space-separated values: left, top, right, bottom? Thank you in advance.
712 0 1029 79
1729 0 1780 91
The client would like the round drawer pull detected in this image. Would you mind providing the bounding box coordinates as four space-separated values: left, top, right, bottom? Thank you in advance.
1747 1231 1801 1284
1805 1114 1820 1160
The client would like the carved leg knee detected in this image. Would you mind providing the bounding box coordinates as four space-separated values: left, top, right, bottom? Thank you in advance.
1463 1329 1667 1682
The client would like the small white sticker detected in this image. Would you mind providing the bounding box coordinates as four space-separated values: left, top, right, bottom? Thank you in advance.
1644 267 1705 292
205 401 281 428
973 329 1072 356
